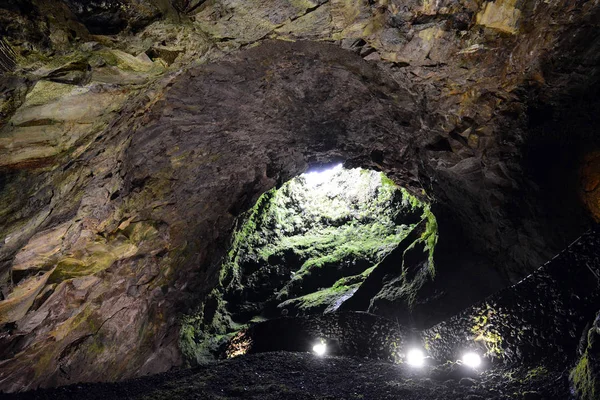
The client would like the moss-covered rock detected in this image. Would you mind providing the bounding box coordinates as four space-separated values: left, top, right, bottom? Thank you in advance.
180 166 437 364
571 314 600 400
277 283 360 315
572 351 597 400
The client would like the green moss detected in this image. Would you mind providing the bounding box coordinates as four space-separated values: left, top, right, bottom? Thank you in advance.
220 188 277 287
333 268 374 288
179 288 244 365
285 223 410 277
221 169 421 294
400 187 422 210
471 304 504 358
179 319 199 363
380 172 397 188
180 314 237 365
374 190 438 308
400 201 437 273
421 205 438 274
181 167 439 364
571 352 598 400
278 284 359 313
523 366 549 382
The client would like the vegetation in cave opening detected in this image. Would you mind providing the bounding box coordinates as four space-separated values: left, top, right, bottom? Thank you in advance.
571 351 597 400
180 165 438 364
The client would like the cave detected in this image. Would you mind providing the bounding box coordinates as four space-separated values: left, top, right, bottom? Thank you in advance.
1 1 600 399
181 164 441 362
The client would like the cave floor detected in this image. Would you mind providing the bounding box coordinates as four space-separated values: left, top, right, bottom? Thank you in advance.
6 352 570 400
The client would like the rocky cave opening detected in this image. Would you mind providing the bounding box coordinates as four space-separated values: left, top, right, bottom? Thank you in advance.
180 164 438 364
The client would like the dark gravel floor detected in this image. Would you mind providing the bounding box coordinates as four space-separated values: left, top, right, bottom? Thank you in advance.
5 351 573 400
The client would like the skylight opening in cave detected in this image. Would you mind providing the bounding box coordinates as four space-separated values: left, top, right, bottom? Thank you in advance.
180 165 439 363
302 163 343 187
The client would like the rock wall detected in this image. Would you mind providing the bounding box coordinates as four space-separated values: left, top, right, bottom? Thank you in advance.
0 38 427 392
225 227 600 372
423 227 600 365
572 310 600 400
224 312 411 363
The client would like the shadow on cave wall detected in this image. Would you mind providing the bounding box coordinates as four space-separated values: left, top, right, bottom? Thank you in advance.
521 77 600 237
518 5 600 249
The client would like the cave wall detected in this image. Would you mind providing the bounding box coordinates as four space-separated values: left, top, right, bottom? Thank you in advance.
221 227 600 382
0 0 599 392
423 227 600 366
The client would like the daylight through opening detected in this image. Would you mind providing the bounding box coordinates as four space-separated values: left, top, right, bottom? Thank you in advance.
181 165 438 363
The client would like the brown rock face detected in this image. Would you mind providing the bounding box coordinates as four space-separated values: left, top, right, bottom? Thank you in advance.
0 0 599 392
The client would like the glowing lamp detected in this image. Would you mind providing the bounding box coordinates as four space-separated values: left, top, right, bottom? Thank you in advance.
462 352 482 368
406 348 425 367
312 342 327 356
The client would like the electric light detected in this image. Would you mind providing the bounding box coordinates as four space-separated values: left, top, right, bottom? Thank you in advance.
462 352 482 368
303 163 343 187
312 342 327 356
406 348 425 367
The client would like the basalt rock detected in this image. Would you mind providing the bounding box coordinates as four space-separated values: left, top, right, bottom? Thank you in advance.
224 312 410 363
572 311 600 400
423 227 600 366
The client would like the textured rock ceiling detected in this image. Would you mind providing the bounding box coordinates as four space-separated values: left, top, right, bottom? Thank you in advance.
0 0 599 393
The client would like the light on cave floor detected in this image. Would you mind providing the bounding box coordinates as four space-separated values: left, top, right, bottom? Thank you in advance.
312 342 327 356
406 348 426 367
461 352 482 368
303 163 343 187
